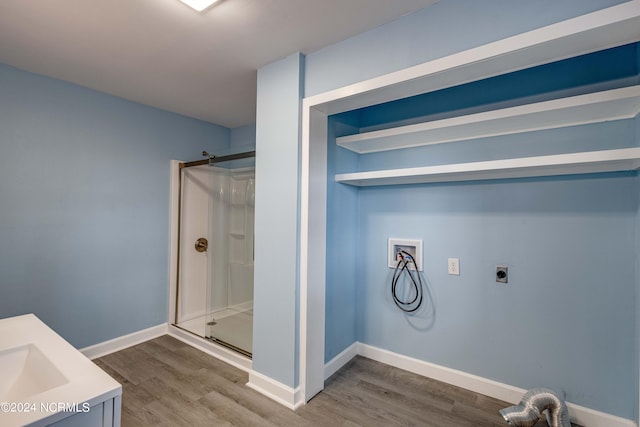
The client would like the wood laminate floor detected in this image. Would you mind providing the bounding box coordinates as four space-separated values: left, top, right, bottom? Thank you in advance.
94 336 579 427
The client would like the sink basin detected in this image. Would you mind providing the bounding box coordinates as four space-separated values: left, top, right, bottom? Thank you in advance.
0 343 68 401
0 314 121 426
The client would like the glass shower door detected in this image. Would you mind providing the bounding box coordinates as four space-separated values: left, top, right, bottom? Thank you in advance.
205 166 255 356
175 155 255 358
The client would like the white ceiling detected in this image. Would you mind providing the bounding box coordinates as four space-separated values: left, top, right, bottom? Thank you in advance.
0 0 438 128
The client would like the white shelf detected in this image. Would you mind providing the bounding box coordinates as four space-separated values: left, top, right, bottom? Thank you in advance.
336 86 640 154
335 148 640 186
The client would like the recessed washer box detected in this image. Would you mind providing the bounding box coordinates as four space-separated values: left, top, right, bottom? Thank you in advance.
388 238 423 271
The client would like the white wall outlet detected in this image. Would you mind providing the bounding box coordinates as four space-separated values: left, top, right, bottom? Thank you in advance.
447 258 460 275
388 238 422 271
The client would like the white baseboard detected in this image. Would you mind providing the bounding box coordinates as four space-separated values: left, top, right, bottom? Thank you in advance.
168 324 252 373
247 370 303 410
358 343 525 403
80 323 168 360
324 342 637 427
324 342 359 380
566 402 638 427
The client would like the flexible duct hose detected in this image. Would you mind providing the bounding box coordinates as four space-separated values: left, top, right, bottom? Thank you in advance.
499 388 571 427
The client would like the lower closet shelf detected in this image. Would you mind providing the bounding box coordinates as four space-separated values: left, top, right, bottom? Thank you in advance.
334 147 640 186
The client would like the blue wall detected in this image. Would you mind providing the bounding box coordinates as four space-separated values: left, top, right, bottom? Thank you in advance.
327 120 638 419
253 53 304 388
305 0 629 97
324 113 360 361
230 124 256 152
305 0 640 420
354 174 636 418
0 64 230 348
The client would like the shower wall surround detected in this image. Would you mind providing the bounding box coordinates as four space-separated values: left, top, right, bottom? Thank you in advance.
227 170 255 308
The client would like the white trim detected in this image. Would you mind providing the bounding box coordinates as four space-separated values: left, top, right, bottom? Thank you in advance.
352 343 637 427
358 343 525 404
80 323 168 360
299 105 329 403
168 324 251 372
299 102 310 403
246 370 304 410
324 342 359 380
567 402 638 427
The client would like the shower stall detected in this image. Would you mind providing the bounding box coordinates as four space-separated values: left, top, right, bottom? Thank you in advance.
173 151 255 357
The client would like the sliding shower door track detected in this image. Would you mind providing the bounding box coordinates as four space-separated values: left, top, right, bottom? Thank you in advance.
206 337 252 359
171 323 252 359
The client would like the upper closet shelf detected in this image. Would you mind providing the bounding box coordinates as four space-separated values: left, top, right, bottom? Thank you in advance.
335 148 640 187
336 86 640 154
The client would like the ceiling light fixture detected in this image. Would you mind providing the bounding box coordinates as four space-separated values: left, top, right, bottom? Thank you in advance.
179 0 221 12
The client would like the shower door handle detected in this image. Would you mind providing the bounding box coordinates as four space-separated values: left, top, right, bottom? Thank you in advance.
195 237 208 253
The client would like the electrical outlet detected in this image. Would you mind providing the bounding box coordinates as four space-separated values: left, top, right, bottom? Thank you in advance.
447 258 460 275
496 265 508 283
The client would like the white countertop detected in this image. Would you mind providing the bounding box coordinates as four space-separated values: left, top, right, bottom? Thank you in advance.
0 314 121 427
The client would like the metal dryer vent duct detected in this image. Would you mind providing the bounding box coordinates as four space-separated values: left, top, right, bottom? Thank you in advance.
499 388 571 427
